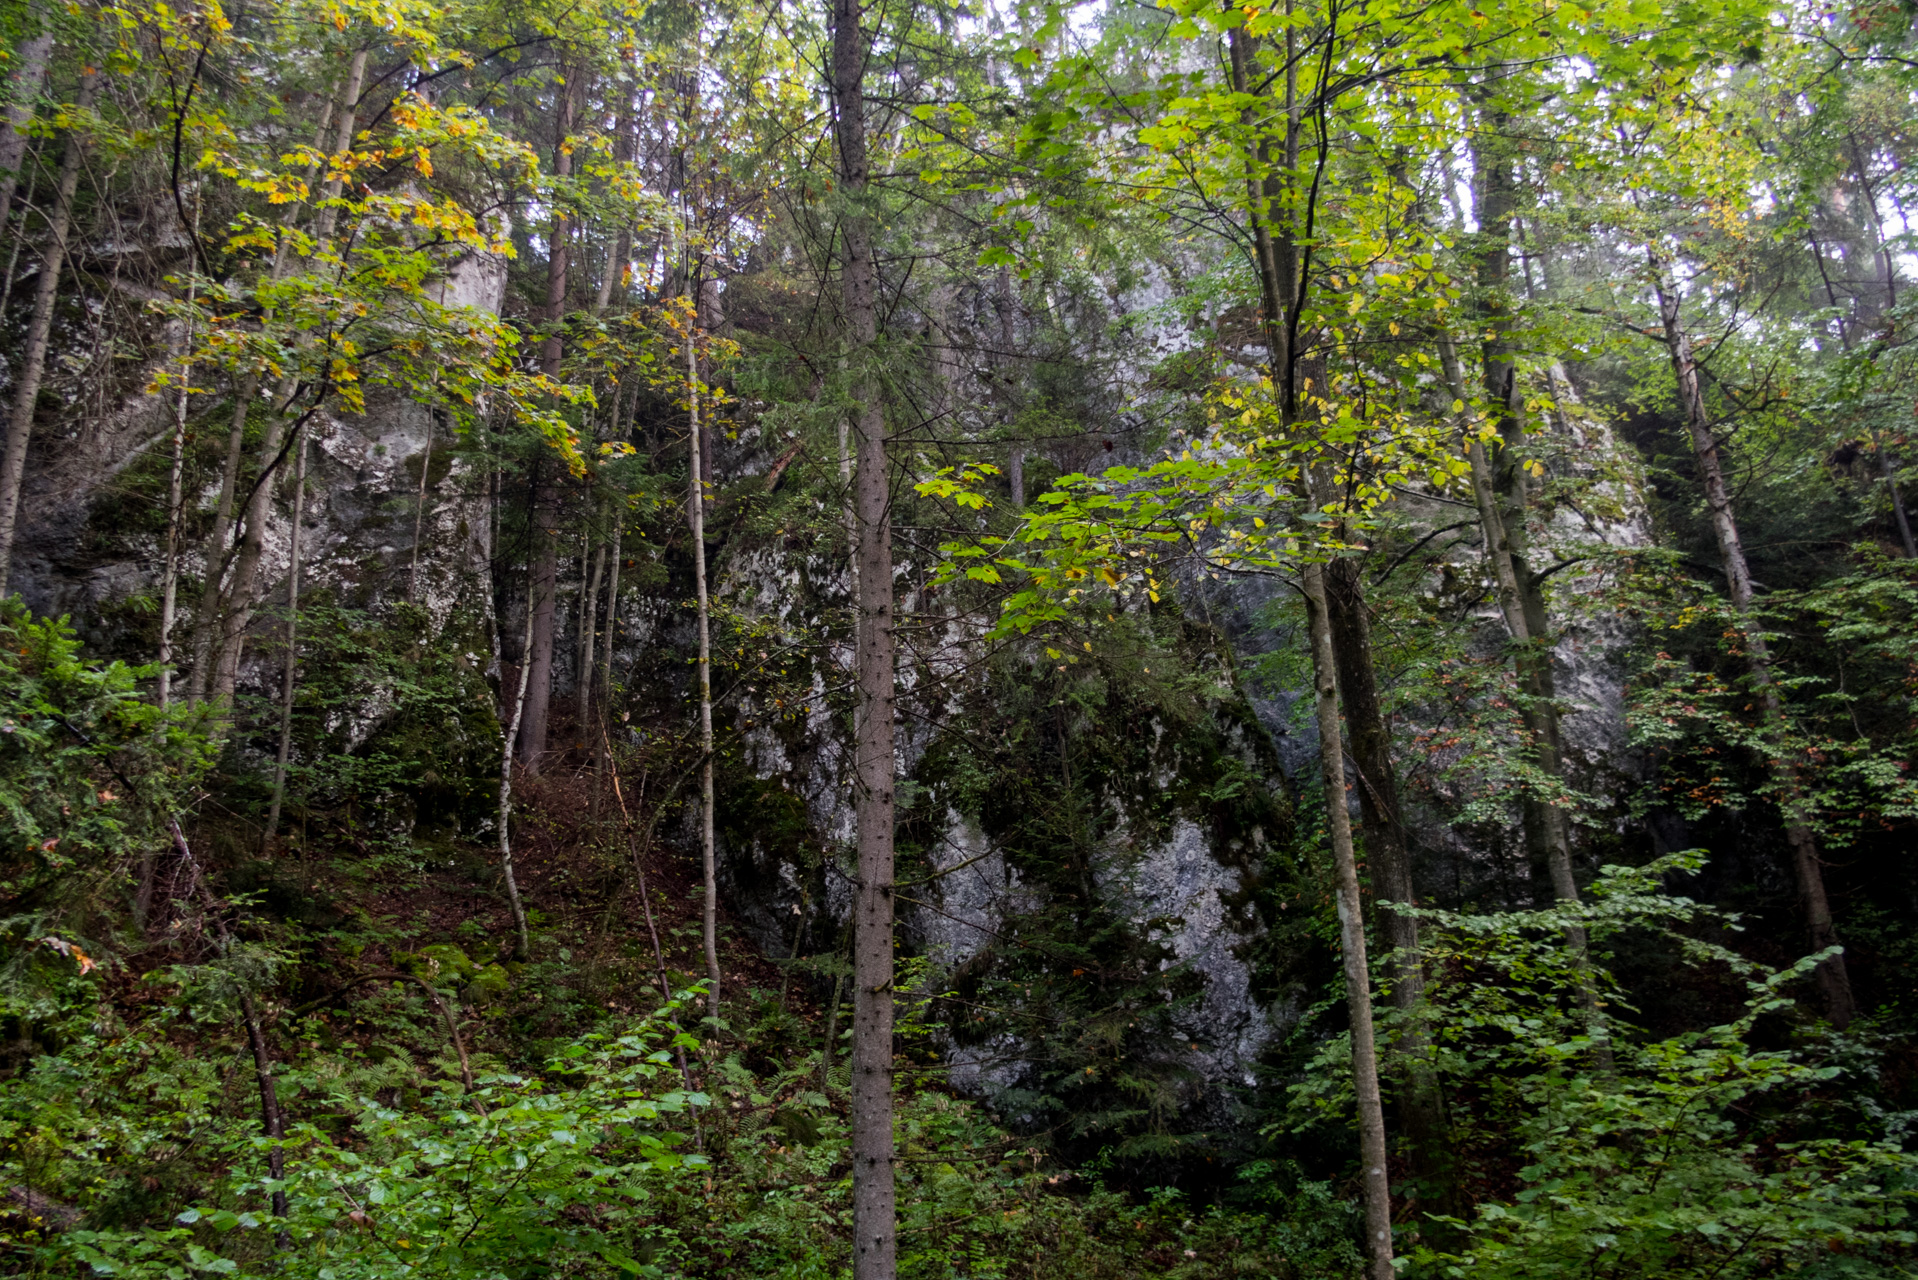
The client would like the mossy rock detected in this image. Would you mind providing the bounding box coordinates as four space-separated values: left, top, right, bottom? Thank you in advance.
402 944 476 983
466 963 510 1004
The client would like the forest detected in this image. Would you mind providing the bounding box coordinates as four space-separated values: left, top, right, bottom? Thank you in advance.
0 0 1915 1272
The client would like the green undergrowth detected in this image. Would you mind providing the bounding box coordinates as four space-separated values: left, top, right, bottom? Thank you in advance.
0 967 1360 1280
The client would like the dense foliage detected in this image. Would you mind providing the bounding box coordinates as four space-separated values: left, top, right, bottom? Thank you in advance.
0 0 1916 1272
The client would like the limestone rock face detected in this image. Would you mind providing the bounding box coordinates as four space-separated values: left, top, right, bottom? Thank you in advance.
15 241 1660 1138
15 251 507 652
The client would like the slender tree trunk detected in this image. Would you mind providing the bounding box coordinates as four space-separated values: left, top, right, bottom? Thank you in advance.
520 472 558 772
187 385 253 704
595 94 635 317
1468 122 1581 908
207 55 363 708
696 287 717 511
592 504 622 820
821 962 846 1089
578 532 605 737
159 195 201 710
1301 554 1395 1280
0 70 96 593
992 266 1026 509
1650 256 1853 1028
498 600 536 960
209 409 292 706
520 71 579 774
237 989 289 1226
1877 441 1916 559
687 317 721 1016
1439 335 1579 899
1443 333 1611 1069
1236 26 1391 1264
832 0 898 1273
0 157 39 317
0 3 53 235
540 72 579 377
182 94 338 705
595 231 630 315
264 427 308 846
1324 555 1449 1215
1850 147 1918 558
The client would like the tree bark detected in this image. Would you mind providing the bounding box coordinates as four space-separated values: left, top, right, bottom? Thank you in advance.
0 70 95 594
0 158 38 318
1324 554 1449 1216
209 408 292 704
1650 255 1853 1028
1468 121 1580 908
992 265 1026 510
263 426 308 847
831 0 898 1273
1877 441 1916 559
687 310 722 1018
159 194 201 711
0 2 53 236
592 500 622 819
1233 26 1392 1266
186 385 253 704
497 599 536 960
520 70 580 774
1302 555 1395 1280
1443 331 1610 1067
578 532 605 734
182 90 340 705
1825 149 1918 560
207 54 364 708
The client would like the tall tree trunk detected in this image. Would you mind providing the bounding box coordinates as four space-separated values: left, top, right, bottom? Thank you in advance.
594 81 635 317
1444 331 1610 1067
1324 555 1449 1217
264 427 308 846
520 471 559 772
1234 24 1392 1269
186 385 253 704
183 92 338 705
0 70 95 593
1876 441 1916 559
1467 119 1582 910
1649 256 1854 1028
696 279 719 510
520 70 579 774
0 159 39 317
159 194 201 711
498 600 536 960
992 265 1025 509
1302 553 1395 1280
831 0 898 1273
592 502 622 820
207 54 364 708
687 315 722 1017
208 406 294 707
578 532 605 733
0 1 54 235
